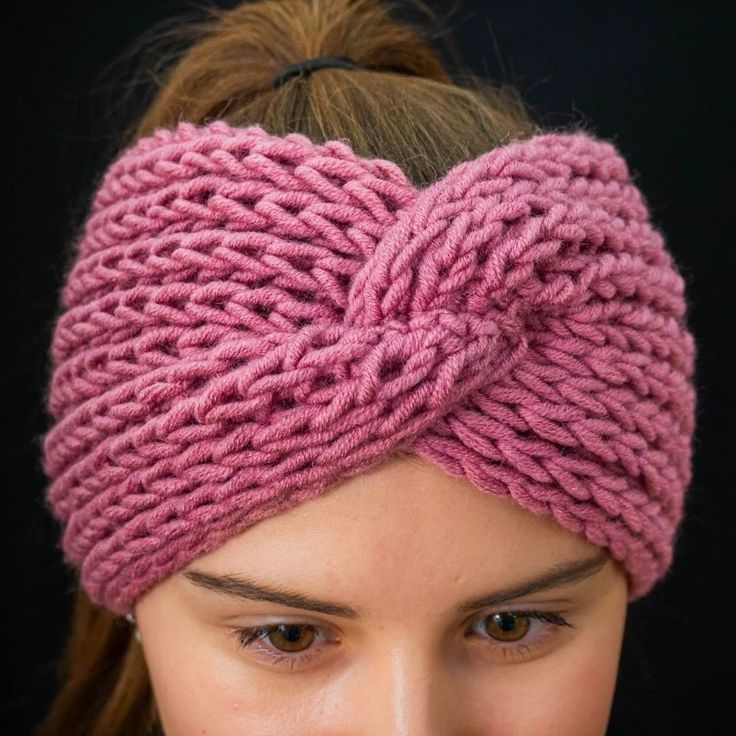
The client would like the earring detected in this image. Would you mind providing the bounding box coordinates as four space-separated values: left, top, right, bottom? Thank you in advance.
125 612 141 643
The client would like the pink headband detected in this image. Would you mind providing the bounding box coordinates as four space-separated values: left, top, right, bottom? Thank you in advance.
42 120 697 615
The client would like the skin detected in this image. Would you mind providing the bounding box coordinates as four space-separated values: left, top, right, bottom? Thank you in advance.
135 452 629 735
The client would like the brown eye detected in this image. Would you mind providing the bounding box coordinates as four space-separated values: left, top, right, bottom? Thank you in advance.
483 612 532 642
265 624 316 653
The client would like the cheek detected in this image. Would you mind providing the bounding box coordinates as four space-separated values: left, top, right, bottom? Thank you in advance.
482 609 627 736
138 591 628 735
538 641 623 736
141 616 234 735
140 618 340 736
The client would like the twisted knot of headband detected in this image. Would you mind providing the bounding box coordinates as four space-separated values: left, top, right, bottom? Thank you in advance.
42 120 697 615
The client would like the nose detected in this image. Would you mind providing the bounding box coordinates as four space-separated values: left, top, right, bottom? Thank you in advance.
359 640 464 736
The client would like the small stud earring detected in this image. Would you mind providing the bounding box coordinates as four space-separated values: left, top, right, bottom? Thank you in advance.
124 612 141 642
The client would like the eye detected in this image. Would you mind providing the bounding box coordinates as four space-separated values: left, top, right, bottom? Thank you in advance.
468 609 574 661
250 623 316 652
232 622 335 670
232 609 574 671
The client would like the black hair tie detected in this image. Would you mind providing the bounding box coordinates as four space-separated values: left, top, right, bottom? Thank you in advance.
272 55 361 88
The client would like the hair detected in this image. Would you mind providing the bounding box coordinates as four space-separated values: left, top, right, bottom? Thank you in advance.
35 1 548 733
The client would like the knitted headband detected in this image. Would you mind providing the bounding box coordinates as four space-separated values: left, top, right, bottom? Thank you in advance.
42 119 697 616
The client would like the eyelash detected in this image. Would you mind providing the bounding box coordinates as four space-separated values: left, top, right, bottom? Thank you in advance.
231 609 573 670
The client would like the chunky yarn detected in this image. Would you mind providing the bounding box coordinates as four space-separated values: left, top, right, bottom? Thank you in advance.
42 120 697 615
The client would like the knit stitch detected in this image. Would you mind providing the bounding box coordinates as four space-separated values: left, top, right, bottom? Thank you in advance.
42 120 697 615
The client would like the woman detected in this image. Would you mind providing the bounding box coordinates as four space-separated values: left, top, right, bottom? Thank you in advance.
35 0 697 734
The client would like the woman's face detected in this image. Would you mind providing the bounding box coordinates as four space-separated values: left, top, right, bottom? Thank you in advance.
135 453 628 735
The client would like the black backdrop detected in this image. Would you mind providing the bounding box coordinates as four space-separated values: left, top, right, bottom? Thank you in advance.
4 1 734 734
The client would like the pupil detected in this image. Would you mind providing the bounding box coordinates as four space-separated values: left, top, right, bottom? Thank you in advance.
496 613 516 631
281 624 304 642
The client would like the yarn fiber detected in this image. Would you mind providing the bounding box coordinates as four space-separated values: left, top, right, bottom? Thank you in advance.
42 120 697 615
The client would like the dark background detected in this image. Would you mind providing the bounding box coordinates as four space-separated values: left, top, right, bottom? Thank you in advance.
4 1 734 734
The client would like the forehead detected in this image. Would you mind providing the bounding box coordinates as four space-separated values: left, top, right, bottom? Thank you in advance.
189 454 601 609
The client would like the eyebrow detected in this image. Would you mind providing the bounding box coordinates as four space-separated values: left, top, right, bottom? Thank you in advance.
182 548 610 619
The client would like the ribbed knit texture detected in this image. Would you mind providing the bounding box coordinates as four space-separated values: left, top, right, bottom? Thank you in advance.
42 120 697 615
